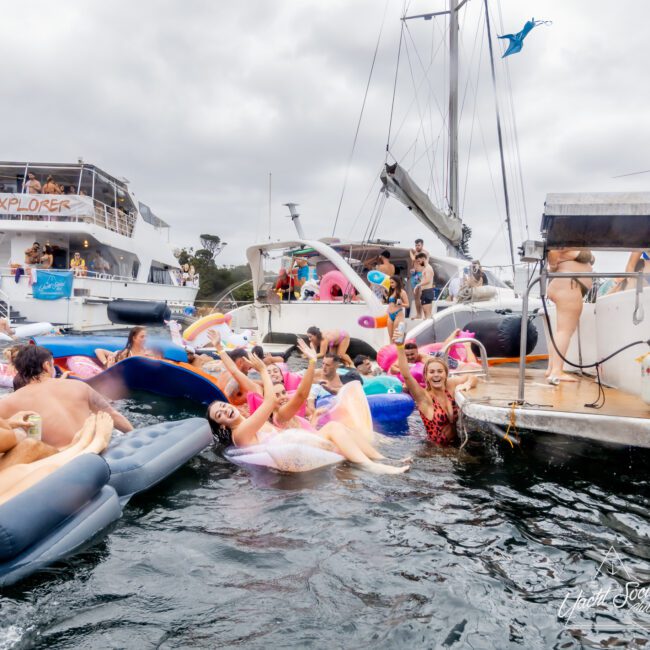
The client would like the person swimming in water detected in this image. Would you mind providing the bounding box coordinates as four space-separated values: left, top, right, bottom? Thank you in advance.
206 353 408 474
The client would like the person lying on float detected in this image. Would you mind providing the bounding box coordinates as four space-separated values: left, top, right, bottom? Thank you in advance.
0 413 113 506
0 346 132 469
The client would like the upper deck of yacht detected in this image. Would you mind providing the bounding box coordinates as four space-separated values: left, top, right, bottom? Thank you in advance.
0 161 169 239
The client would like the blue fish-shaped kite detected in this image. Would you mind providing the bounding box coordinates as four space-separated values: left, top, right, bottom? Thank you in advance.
498 18 547 58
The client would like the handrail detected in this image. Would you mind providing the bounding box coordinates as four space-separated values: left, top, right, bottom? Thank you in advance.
441 337 490 379
0 285 10 321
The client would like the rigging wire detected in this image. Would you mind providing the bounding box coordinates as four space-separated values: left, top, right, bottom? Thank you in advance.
385 5 407 159
331 0 390 237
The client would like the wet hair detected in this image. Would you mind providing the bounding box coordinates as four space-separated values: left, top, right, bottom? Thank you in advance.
341 370 363 385
404 341 418 351
115 326 146 362
380 250 391 259
306 327 322 347
423 356 449 391
415 252 427 260
13 345 53 386
227 348 249 364
353 354 369 367
252 345 264 358
415 238 424 245
205 401 233 446
323 352 341 365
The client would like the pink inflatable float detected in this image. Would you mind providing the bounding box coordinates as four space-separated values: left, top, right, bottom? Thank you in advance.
319 271 357 301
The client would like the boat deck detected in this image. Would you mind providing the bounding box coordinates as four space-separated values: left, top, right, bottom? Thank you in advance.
457 367 650 447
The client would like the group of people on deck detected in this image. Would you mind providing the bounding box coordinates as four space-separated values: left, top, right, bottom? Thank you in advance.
23 242 111 277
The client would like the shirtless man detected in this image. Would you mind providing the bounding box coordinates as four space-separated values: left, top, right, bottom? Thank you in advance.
409 239 429 318
24 173 42 194
0 346 132 450
414 252 435 318
42 176 62 195
24 242 41 266
307 353 343 414
365 249 395 278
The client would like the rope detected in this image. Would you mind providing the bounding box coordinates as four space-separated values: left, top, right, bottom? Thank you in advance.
385 9 406 158
332 0 390 237
502 402 519 448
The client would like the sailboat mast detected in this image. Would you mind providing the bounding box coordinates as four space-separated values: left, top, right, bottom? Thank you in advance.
448 0 459 231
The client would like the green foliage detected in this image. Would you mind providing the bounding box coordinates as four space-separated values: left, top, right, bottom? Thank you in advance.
174 244 251 303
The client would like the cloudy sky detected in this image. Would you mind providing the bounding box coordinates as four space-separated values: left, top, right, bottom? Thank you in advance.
4 0 650 269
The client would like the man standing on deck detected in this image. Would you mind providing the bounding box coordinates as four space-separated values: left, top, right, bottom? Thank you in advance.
414 252 435 318
0 346 132 466
409 239 430 318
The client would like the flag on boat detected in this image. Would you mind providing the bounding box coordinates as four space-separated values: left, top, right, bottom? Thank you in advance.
498 18 549 58
380 163 471 257
32 270 74 300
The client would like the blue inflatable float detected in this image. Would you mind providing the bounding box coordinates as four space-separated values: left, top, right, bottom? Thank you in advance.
316 392 414 423
85 356 227 405
32 335 189 363
0 417 213 587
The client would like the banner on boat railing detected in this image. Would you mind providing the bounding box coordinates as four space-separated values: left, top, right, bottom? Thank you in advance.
0 193 94 218
32 270 74 300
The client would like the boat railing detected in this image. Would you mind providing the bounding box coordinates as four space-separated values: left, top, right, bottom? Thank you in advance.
442 337 490 379
0 285 10 321
516 268 650 403
0 197 136 237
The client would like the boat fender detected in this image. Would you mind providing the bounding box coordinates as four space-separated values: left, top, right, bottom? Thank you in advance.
463 315 538 358
318 271 357 301
107 300 171 326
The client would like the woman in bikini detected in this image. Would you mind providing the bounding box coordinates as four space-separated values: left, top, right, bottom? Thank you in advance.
206 353 409 474
395 335 476 446
546 249 594 384
306 326 353 367
386 275 409 342
95 326 152 369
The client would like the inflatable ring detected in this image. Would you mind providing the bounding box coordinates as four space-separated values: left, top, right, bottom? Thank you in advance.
358 313 388 329
67 355 103 379
319 271 357 301
367 270 391 290
316 392 414 423
183 312 232 343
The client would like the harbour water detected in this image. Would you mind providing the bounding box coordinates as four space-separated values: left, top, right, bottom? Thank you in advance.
1 383 649 648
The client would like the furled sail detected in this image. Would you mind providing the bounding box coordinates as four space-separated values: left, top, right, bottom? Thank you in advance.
380 163 471 256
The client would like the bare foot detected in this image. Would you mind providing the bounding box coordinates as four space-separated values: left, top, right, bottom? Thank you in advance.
557 373 579 383
86 412 113 454
362 461 410 475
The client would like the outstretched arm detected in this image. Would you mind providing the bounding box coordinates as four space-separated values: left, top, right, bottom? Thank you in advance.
88 387 133 432
232 355 276 446
395 338 428 408
208 330 261 396
276 339 316 423
447 373 477 393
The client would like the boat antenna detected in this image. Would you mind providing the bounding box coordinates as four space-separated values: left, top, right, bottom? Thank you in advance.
484 0 516 276
284 203 306 239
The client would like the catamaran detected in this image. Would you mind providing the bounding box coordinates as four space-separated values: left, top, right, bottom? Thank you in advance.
0 161 197 331
226 1 546 361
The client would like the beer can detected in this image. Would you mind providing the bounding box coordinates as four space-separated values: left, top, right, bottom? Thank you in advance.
26 414 42 441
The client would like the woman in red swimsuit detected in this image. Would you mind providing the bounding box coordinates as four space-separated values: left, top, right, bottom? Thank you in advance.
395 339 476 445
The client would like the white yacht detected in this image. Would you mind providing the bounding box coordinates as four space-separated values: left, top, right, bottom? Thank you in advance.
0 161 197 330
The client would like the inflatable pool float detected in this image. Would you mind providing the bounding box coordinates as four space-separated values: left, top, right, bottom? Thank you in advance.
0 322 56 342
0 417 214 586
182 312 253 348
103 417 212 503
0 454 121 587
316 390 414 423
361 375 403 395
0 362 15 388
86 357 227 405
318 271 357 301
67 355 103 379
225 431 344 472
34 335 188 362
